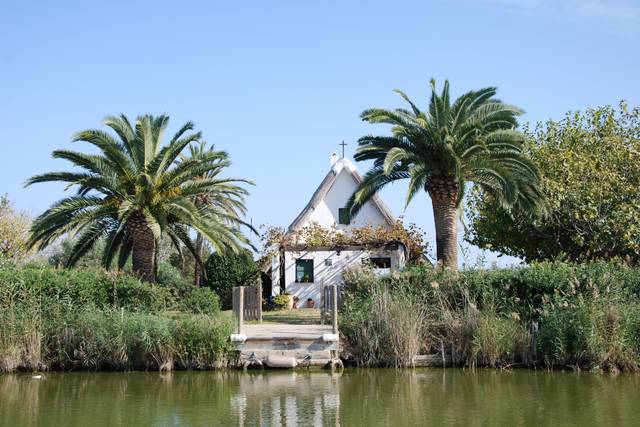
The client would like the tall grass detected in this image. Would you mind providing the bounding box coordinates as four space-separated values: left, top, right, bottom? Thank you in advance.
0 258 232 372
341 285 425 367
340 261 640 371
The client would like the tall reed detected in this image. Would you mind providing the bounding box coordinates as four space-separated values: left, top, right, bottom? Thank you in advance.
0 259 232 372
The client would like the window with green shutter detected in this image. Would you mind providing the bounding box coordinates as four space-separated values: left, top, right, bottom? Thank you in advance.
338 208 350 225
295 259 314 283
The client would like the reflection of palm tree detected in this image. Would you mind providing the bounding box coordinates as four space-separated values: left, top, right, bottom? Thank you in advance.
179 142 253 286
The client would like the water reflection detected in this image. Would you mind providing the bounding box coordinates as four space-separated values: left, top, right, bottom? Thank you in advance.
1 369 639 426
229 372 340 426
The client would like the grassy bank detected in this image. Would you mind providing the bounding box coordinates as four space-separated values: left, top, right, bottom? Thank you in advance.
340 262 640 372
0 258 233 372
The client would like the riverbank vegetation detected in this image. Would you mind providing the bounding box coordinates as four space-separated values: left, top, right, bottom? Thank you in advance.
3 97 640 376
0 258 233 373
337 100 640 372
340 262 640 372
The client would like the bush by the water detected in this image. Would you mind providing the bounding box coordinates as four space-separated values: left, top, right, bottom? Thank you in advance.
204 250 259 309
156 262 221 315
0 258 232 372
340 262 640 372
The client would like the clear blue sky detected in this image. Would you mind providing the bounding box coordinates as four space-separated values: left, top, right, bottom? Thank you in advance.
1 0 639 265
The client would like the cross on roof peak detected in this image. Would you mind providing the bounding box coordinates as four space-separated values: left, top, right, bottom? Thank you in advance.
339 140 348 158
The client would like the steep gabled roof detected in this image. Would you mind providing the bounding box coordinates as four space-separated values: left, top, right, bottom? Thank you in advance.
287 158 396 233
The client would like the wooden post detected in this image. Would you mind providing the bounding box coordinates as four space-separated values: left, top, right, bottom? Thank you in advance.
320 280 325 325
332 285 338 335
238 286 244 335
257 281 263 324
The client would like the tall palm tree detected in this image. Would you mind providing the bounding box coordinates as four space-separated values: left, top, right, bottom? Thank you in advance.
179 142 253 286
346 80 546 269
26 114 253 282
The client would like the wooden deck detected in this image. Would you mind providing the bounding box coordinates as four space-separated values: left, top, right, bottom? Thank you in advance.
242 323 333 340
230 286 340 368
233 323 339 368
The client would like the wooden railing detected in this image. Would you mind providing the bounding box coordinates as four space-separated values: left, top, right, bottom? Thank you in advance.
320 283 339 334
232 284 262 334
233 282 339 335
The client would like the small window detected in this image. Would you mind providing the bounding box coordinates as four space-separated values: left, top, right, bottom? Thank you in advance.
338 208 350 225
369 257 392 269
295 259 314 283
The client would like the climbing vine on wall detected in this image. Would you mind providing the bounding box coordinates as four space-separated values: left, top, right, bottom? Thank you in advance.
259 221 430 264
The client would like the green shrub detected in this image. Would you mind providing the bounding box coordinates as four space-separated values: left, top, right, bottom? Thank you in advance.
179 287 220 316
110 274 175 312
204 250 259 309
3 263 176 313
157 261 192 294
272 294 291 311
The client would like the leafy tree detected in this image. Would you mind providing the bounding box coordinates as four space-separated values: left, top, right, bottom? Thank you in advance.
346 80 545 269
178 142 252 286
0 195 31 260
26 114 253 282
204 250 258 308
467 103 640 263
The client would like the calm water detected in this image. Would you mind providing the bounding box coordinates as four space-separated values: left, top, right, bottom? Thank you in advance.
1 369 639 426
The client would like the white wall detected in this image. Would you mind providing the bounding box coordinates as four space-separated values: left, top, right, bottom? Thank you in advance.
272 247 405 307
298 167 388 232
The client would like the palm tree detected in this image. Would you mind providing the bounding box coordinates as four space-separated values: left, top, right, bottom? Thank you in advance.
179 142 253 286
346 80 546 269
26 114 253 282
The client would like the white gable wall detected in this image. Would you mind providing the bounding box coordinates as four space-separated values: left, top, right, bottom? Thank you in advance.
270 157 406 306
298 168 388 231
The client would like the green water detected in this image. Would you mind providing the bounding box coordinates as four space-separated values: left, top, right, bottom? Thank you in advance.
1 369 638 426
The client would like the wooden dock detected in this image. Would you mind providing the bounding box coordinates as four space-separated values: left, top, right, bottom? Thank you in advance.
231 285 341 368
234 323 340 367
241 323 333 339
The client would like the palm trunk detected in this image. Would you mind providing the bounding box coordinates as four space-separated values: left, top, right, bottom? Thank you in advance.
194 231 204 287
428 176 459 270
129 213 157 282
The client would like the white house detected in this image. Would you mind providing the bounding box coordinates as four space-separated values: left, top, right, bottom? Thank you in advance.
268 154 407 307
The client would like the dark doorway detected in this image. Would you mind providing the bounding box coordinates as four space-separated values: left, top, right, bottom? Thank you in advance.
261 269 273 302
